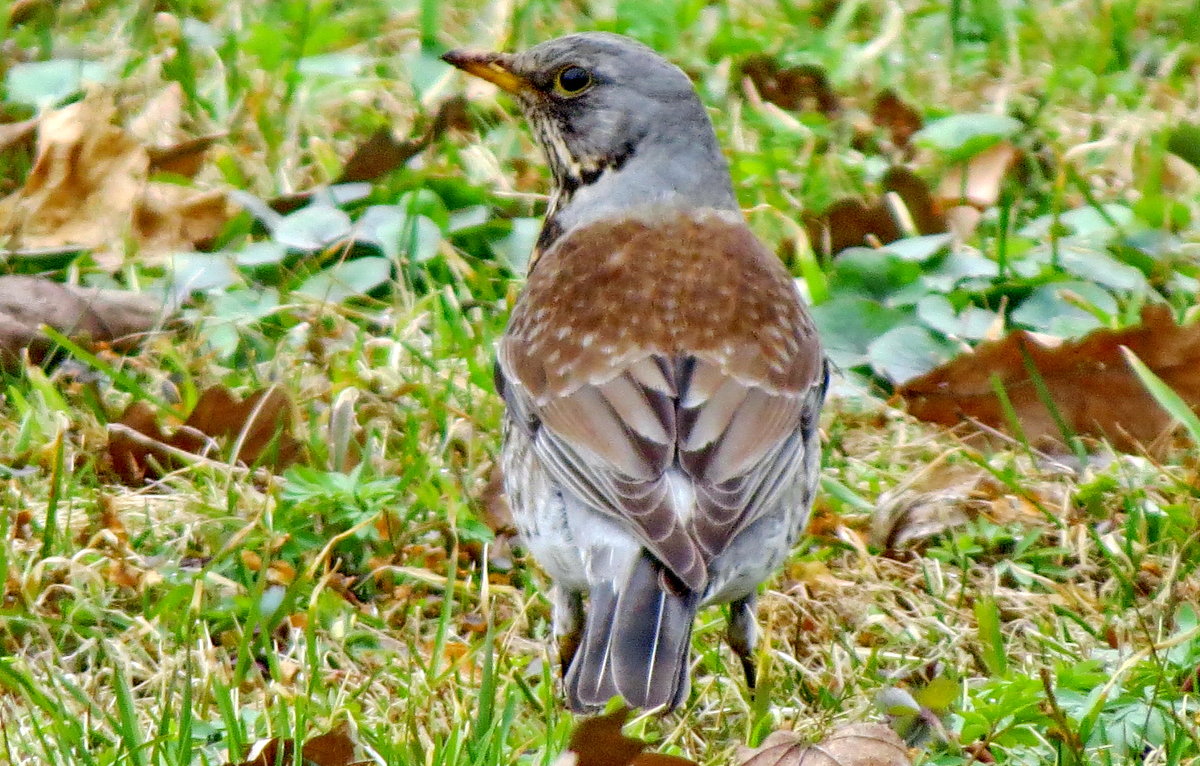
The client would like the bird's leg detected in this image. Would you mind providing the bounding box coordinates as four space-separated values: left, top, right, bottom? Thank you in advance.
727 594 758 689
551 587 585 677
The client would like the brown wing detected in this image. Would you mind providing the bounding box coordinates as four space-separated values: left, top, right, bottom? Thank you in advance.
497 210 825 592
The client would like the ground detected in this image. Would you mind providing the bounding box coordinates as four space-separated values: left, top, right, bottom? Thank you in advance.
2 1 1199 764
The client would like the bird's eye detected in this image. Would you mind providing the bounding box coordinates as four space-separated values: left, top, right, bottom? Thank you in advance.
554 66 593 96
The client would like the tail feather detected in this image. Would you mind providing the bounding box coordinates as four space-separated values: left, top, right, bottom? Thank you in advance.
565 553 699 712
564 581 621 710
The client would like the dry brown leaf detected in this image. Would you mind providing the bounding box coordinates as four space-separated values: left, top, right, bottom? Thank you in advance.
133 185 230 254
0 93 231 266
480 462 517 570
0 118 38 153
107 385 302 484
0 275 166 369
943 204 983 244
0 97 145 248
148 135 225 178
736 724 910 766
739 56 840 116
806 167 945 258
553 708 698 766
899 304 1200 454
270 97 469 214
936 142 1020 209
128 83 186 146
870 462 991 549
1163 152 1200 195
9 0 51 25
871 90 923 149
228 724 360 766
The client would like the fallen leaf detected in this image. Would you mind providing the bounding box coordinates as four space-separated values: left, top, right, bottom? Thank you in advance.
736 724 910 766
0 118 38 153
133 185 230 254
809 198 899 258
0 93 231 266
270 97 469 214
553 708 698 766
9 0 52 25
876 679 955 746
107 384 302 484
807 168 945 259
228 724 360 766
871 90 923 149
480 462 517 570
883 166 944 237
104 558 142 589
899 304 1200 454
869 459 1001 550
739 56 840 116
147 135 225 178
128 83 187 147
0 275 166 369
936 141 1020 209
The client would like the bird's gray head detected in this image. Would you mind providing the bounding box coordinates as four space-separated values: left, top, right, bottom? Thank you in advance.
444 33 738 243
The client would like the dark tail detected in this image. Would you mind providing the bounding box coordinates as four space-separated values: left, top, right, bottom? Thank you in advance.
564 554 699 712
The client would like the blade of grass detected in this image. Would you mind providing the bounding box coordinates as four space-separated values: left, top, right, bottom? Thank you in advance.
1122 346 1200 445
975 595 1009 677
40 326 183 416
1019 343 1088 466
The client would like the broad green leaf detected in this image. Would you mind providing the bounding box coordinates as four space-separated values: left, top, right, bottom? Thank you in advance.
354 206 443 263
828 248 922 299
209 287 281 323
317 183 372 207
233 241 289 267
274 205 352 252
1056 246 1148 293
396 189 450 231
408 49 452 97
915 677 959 710
1011 281 1117 336
883 233 953 262
494 218 542 273
1020 204 1135 241
921 250 1000 292
229 190 284 229
867 325 956 384
447 206 491 233
402 216 443 263
917 295 1000 340
1167 122 1200 169
168 252 239 294
811 296 911 369
1059 203 1135 236
294 257 392 303
1133 194 1191 231
974 597 1008 676
354 205 408 260
5 59 109 108
913 113 1022 162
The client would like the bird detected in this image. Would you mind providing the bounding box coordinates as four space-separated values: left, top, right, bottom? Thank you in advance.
443 32 828 712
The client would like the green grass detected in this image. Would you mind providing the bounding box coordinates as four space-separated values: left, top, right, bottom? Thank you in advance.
3 0 1200 764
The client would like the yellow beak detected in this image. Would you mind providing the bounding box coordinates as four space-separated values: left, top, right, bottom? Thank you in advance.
441 49 529 94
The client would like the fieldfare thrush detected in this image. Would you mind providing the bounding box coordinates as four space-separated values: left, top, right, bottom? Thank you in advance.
444 32 828 712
